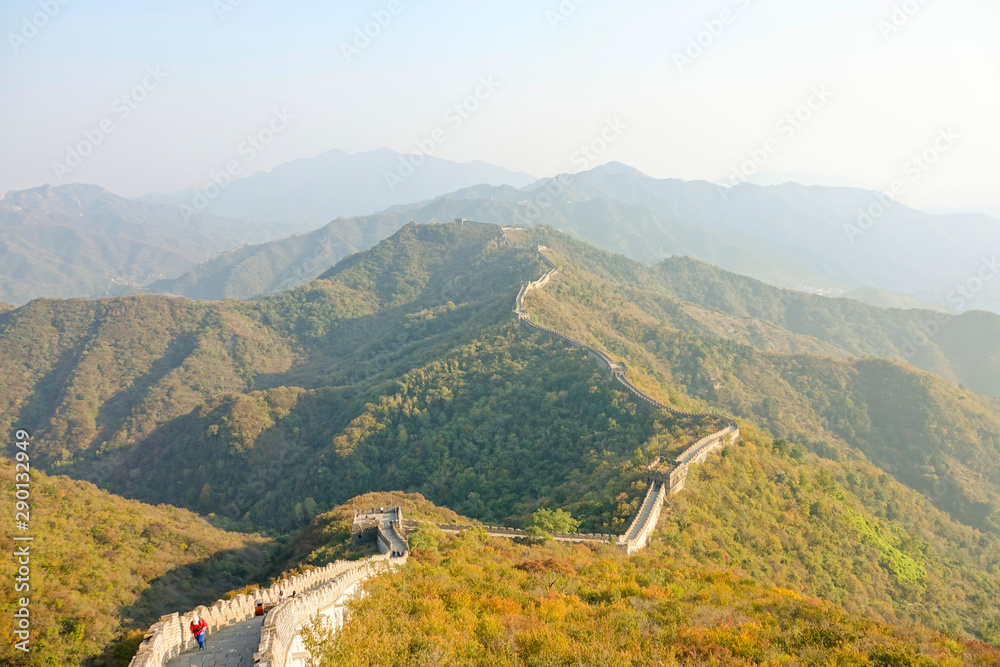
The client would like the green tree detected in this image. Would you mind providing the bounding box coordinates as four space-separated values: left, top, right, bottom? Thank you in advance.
526 508 580 538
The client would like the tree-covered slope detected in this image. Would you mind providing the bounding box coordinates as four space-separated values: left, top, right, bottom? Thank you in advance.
515 227 1000 534
4 220 1000 655
0 183 286 305
654 426 1000 645
0 223 528 470
651 255 1000 396
0 459 269 667
96 330 711 533
304 521 1000 666
503 227 1000 397
147 212 412 300
0 296 297 468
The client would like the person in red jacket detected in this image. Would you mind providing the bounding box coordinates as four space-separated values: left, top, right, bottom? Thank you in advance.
190 613 208 651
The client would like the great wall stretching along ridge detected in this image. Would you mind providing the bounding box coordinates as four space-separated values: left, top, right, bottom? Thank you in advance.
128 221 739 665
493 221 740 554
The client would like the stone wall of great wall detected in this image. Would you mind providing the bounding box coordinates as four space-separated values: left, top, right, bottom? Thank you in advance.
407 519 617 544
127 557 385 666
254 554 403 667
129 509 410 667
496 224 740 554
619 480 667 555
127 221 740 665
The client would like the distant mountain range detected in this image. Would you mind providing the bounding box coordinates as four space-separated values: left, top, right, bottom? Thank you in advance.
130 162 1000 320
436 163 1000 315
143 147 536 233
148 212 413 300
0 183 286 305
5 159 999 319
0 150 536 304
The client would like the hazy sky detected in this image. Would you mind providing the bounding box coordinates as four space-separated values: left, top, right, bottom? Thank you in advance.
1 0 998 210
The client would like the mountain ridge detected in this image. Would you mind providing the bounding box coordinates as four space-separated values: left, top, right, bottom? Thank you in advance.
0 183 287 305
143 147 536 232
3 221 1000 656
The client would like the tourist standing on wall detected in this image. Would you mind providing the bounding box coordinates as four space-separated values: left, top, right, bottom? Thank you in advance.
190 614 208 651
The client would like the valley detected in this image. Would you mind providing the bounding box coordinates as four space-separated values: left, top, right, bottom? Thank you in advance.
3 221 1000 665
7 6 999 665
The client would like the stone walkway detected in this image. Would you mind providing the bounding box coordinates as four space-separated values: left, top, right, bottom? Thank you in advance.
164 615 264 667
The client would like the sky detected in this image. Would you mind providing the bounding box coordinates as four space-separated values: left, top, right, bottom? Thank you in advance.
1 0 998 211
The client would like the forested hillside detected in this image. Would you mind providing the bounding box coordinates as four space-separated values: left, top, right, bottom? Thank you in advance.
0 183 286 305
514 227 1000 535
0 460 270 667
140 185 1000 396
3 221 1000 657
104 332 716 533
651 256 1000 396
147 212 412 300
0 223 525 469
306 501 1000 665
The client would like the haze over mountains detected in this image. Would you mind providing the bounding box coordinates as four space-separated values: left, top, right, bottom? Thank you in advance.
502 164 1000 314
6 154 999 318
0 184 286 305
153 159 1000 318
0 150 534 305
147 212 413 300
144 148 536 232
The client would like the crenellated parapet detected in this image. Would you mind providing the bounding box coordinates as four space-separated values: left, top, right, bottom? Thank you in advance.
128 558 377 666
129 221 739 666
130 509 413 666
253 554 404 667
495 224 740 554
619 481 667 555
419 520 617 544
